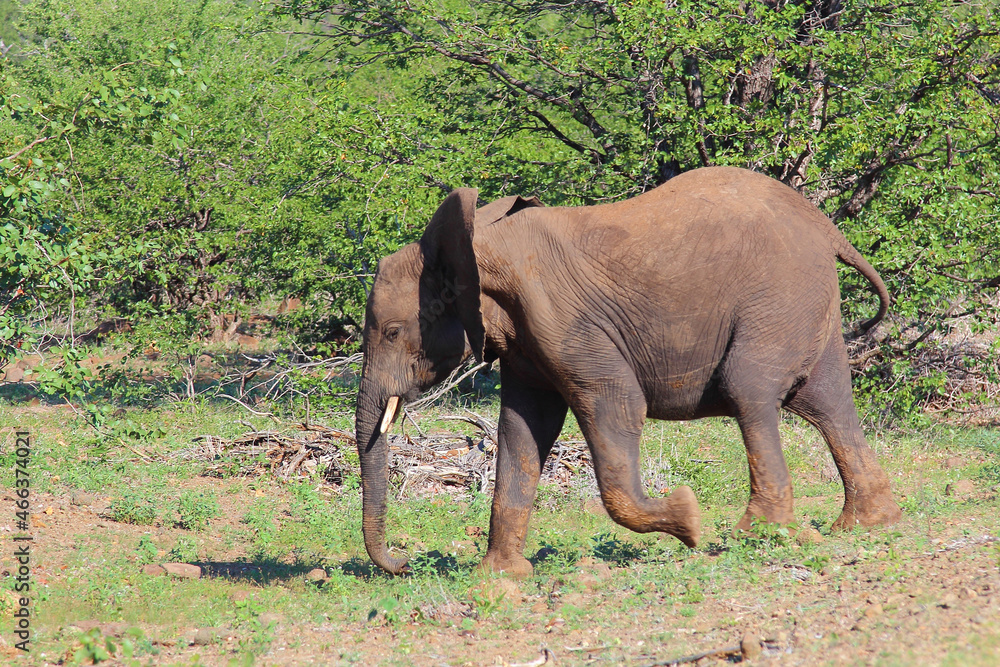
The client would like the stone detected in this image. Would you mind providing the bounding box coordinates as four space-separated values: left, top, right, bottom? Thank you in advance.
741 631 762 661
192 628 218 646
70 491 96 507
795 526 825 545
944 479 977 497
305 568 328 584
142 564 166 577
259 613 282 627
230 590 252 602
864 603 883 618
162 562 202 579
960 587 978 600
470 578 523 606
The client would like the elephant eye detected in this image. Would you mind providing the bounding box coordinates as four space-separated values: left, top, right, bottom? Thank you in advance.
383 325 402 342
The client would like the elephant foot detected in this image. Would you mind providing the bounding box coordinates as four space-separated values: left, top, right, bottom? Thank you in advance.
733 494 795 535
477 552 534 579
831 491 902 531
601 485 702 547
662 486 701 548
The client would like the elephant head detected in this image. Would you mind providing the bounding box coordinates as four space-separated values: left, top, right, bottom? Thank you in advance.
354 188 541 574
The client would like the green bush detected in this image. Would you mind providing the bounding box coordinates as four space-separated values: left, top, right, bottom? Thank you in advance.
109 489 159 526
175 490 220 531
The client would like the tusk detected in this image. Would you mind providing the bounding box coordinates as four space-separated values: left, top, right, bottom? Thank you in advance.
379 396 400 434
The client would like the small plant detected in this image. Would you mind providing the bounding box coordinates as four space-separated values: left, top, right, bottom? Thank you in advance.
73 627 153 664
110 489 159 526
234 597 277 656
725 517 794 564
471 589 505 618
176 490 220 531
135 535 159 564
241 501 277 555
73 628 114 664
168 535 199 563
369 595 403 624
803 553 830 573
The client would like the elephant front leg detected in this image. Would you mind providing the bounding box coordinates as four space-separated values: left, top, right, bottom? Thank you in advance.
479 365 567 578
572 377 702 548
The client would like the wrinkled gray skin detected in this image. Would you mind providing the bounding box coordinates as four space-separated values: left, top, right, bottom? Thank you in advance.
355 166 902 577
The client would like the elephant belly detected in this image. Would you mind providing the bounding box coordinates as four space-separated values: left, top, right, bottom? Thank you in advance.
642 362 729 421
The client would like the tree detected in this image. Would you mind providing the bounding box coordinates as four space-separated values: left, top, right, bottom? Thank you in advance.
274 0 1000 417
1 9 187 365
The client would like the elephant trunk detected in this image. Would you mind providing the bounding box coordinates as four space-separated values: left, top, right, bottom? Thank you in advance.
355 379 409 575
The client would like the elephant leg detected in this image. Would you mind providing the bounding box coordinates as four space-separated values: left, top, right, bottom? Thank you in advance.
479 364 567 578
571 373 701 548
732 405 795 531
786 335 901 530
721 354 796 532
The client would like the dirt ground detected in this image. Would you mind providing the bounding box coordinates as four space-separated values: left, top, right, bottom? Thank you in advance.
6 478 999 666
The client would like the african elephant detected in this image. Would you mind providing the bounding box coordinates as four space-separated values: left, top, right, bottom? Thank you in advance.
355 166 902 576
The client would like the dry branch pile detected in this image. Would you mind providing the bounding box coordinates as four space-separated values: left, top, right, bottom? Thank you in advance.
176 425 355 484
178 412 594 496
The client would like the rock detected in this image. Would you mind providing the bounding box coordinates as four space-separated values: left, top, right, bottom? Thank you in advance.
192 628 218 646
305 568 328 584
795 526 824 545
741 631 762 661
235 334 259 349
259 613 282 627
470 579 522 606
864 603 883 618
577 573 601 591
953 479 977 497
944 456 965 469
70 491 96 507
576 558 613 591
161 563 202 579
72 621 129 637
142 564 166 577
960 587 978 600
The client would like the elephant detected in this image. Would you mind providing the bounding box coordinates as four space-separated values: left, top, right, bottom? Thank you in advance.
354 166 902 577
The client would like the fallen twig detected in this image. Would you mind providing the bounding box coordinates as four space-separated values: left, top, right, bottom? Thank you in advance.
507 648 556 667
641 644 742 666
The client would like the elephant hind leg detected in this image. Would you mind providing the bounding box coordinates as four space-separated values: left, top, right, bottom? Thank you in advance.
718 350 797 531
786 335 901 530
571 377 701 548
731 406 796 532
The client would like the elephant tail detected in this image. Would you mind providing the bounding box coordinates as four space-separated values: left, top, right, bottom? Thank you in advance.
829 228 890 333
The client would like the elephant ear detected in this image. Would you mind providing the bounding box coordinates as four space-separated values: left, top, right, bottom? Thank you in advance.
420 188 486 362
475 194 544 227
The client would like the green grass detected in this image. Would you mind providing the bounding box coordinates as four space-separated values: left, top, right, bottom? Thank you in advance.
1 395 998 665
